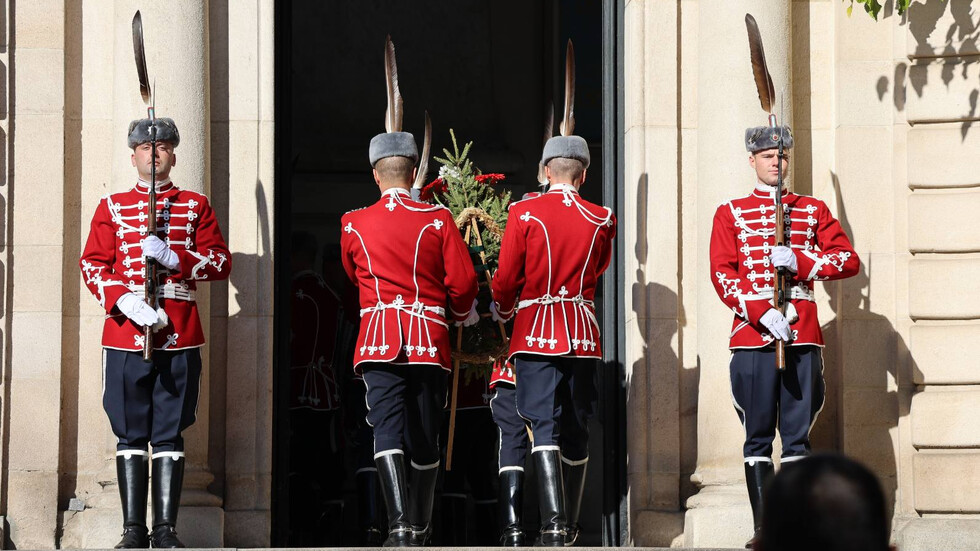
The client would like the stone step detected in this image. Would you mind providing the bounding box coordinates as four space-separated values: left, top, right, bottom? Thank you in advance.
60 548 743 551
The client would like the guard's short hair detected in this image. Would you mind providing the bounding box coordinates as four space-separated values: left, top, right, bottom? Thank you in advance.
547 157 585 183
760 454 890 551
374 155 415 184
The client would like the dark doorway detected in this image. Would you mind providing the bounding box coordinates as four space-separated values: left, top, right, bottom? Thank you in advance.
273 0 624 545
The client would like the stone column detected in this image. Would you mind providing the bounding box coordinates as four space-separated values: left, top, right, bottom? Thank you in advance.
621 0 688 546
896 2 980 549
686 2 792 547
4 0 66 547
212 0 276 545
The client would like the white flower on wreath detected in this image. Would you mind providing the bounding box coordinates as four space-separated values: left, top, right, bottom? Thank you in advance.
438 165 462 181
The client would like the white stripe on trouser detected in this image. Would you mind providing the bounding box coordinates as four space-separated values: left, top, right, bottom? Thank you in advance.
805 348 827 442
780 455 806 464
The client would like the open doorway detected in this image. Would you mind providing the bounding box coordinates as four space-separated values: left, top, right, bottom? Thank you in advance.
273 0 623 545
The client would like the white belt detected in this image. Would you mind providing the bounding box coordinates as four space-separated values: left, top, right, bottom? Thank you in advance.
744 286 815 302
128 282 196 301
518 294 595 310
360 296 447 326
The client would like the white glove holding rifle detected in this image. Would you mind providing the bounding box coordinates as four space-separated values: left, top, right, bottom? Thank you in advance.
759 308 792 342
142 235 180 271
115 292 160 327
771 245 797 274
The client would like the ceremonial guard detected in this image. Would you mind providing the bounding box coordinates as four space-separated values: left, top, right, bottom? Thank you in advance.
488 361 527 546
711 17 860 547
340 38 479 547
287 231 346 545
80 112 230 548
490 40 616 548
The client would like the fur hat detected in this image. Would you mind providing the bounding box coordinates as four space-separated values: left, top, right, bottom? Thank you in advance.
745 125 793 153
369 131 419 167
541 135 591 169
128 118 180 149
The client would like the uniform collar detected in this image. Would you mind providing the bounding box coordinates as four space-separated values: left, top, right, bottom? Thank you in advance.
548 183 579 195
751 182 788 199
381 187 411 198
135 178 175 194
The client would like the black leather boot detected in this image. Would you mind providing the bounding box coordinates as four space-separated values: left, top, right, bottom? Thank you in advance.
150 454 186 548
408 463 439 546
533 450 567 547
440 494 468 546
744 459 775 548
563 459 588 546
357 469 384 546
376 453 413 547
114 452 150 549
498 469 525 546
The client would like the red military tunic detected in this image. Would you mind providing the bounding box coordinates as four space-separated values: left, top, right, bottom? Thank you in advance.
80 180 231 351
492 184 617 361
710 183 860 349
489 358 516 388
340 188 479 372
290 270 343 411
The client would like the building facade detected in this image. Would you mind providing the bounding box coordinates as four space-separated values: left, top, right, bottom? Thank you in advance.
0 0 976 549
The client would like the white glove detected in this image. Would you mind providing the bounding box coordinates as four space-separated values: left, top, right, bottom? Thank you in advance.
142 235 180 271
771 246 797 273
759 308 792 342
455 299 481 328
489 302 511 323
115 292 160 327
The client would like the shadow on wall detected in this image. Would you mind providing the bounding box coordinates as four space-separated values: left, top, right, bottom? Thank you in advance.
627 173 695 546
873 0 979 139
809 171 914 524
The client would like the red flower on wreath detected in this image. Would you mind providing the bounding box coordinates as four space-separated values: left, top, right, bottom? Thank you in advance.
419 178 448 201
475 173 506 186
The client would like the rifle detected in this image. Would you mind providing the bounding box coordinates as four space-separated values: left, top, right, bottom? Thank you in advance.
133 11 157 361
745 14 788 371
773 99 787 372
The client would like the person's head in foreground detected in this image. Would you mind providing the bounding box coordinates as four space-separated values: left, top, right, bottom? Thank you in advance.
756 453 893 551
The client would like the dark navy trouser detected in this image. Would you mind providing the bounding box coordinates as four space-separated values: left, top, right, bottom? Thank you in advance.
513 354 597 461
103 348 202 452
361 363 447 466
490 384 528 470
730 345 825 460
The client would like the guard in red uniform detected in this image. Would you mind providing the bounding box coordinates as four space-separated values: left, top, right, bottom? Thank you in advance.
287 231 346 546
709 125 859 546
491 134 616 546
341 122 479 545
80 118 231 548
